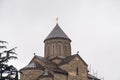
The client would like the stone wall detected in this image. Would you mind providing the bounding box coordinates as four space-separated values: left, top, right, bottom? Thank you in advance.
20 69 43 80
54 73 67 80
59 57 88 80
39 77 53 80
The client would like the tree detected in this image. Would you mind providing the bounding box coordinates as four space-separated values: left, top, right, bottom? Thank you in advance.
0 40 18 80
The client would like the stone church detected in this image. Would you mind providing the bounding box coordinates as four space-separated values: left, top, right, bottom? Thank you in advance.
20 22 100 80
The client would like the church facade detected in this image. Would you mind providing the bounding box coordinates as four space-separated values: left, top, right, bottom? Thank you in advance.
20 23 100 80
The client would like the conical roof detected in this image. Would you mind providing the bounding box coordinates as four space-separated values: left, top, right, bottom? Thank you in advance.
44 23 71 42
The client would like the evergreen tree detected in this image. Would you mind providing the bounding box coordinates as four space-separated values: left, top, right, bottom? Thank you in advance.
0 40 18 80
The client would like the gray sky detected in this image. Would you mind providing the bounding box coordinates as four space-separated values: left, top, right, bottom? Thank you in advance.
0 0 120 80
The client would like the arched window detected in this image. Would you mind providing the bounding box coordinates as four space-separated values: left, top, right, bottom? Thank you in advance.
64 45 67 54
76 60 79 75
47 45 50 56
53 44 54 56
58 45 61 55
76 67 78 75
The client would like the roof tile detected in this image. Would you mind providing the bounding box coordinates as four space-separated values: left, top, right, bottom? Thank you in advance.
44 24 71 41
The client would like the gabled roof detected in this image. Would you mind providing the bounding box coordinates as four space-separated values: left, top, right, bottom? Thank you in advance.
44 23 71 42
35 56 58 69
20 56 45 70
20 61 44 70
59 54 88 66
20 55 68 75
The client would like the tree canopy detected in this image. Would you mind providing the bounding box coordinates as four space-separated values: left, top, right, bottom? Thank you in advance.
0 40 18 80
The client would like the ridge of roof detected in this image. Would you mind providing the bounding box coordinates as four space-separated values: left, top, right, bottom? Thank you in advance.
58 54 88 66
44 23 71 42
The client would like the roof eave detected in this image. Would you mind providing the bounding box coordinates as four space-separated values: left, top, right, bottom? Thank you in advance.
44 37 71 42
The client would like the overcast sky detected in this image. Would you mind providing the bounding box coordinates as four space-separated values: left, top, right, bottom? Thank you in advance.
0 0 120 80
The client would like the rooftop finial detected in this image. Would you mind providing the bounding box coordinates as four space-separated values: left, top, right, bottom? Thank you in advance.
56 17 59 24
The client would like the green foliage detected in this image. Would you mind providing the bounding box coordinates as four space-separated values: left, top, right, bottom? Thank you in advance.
0 40 18 80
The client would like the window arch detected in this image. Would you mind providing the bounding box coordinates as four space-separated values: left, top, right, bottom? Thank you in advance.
76 67 78 75
46 45 50 57
64 44 68 54
50 44 55 56
58 45 61 55
58 43 62 55
52 44 54 56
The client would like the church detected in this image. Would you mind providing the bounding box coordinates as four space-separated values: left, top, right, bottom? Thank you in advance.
20 21 100 80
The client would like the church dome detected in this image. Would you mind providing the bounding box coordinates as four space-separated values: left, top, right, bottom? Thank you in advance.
44 23 71 42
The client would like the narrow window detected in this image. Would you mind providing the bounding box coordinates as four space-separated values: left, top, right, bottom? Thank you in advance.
53 45 54 56
58 45 61 55
47 46 49 53
47 46 50 56
76 67 78 75
64 45 67 55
